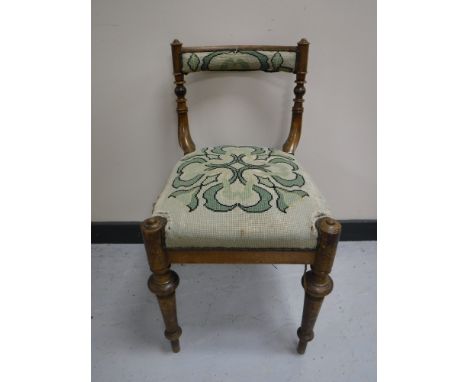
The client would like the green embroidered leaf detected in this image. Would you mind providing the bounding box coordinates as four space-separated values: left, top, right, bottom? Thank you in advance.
169 187 201 211
210 146 227 155
201 51 230 70
272 173 305 187
249 146 266 155
206 154 222 160
180 148 209 161
237 163 269 185
256 175 275 188
239 185 273 213
240 51 269 71
172 157 207 188
201 50 269 71
254 147 272 160
202 174 219 186
268 151 293 159
187 53 200 71
268 156 299 170
271 52 284 71
172 173 204 188
275 188 309 213
219 57 251 71
203 183 236 212
168 146 310 214
178 156 207 168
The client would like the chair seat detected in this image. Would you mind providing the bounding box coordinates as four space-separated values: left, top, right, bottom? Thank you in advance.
153 146 331 249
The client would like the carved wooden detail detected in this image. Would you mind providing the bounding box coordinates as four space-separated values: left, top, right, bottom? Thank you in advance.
296 217 341 354
141 216 182 353
283 38 309 154
171 40 195 154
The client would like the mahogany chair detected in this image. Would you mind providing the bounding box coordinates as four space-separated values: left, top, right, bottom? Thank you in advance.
141 39 341 354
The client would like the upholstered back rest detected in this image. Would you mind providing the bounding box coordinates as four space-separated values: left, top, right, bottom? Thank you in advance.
171 40 309 155
181 50 297 74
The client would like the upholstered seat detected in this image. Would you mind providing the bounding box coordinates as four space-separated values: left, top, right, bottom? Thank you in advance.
153 145 330 249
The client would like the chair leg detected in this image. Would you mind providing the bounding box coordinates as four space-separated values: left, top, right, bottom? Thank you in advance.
141 217 182 353
297 217 341 355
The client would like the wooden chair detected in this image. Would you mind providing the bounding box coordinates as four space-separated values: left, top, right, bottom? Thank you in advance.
141 39 342 355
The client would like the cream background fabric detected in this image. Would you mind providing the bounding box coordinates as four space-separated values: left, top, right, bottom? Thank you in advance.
153 146 331 249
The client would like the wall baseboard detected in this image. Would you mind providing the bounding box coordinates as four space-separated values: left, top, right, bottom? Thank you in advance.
91 220 376 244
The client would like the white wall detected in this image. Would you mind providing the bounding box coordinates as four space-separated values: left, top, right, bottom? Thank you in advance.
92 0 376 221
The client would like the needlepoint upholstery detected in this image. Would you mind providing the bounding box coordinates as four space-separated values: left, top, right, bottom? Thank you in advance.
153 146 330 249
181 51 296 74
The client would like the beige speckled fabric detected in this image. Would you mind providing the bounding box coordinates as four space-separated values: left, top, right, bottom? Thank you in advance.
153 146 331 249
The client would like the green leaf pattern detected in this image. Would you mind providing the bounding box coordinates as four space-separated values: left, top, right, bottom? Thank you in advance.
181 50 296 73
169 146 309 213
187 53 200 72
271 52 284 71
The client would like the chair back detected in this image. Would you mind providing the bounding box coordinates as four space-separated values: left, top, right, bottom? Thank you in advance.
170 39 309 154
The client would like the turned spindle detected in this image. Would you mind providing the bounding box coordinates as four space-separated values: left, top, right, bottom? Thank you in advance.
141 216 182 353
297 217 341 354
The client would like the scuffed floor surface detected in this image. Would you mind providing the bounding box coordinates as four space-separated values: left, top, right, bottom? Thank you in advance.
92 242 376 382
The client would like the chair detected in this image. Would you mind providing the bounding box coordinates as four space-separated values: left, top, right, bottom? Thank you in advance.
141 38 342 355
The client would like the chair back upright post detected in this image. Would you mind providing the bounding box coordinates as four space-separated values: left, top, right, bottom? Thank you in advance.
171 40 196 154
283 38 309 154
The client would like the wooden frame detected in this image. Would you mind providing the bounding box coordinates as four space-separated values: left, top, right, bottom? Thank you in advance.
180 44 298 53
168 248 316 264
141 39 342 355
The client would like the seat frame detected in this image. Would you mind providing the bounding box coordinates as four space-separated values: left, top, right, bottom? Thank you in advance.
141 39 342 355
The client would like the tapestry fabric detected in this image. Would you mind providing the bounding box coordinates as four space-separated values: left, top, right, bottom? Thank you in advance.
181 51 296 74
153 146 331 249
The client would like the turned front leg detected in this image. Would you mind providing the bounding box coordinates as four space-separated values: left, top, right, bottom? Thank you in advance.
141 217 182 353
297 217 341 355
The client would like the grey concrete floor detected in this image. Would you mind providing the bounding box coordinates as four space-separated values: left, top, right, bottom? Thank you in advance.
92 242 376 382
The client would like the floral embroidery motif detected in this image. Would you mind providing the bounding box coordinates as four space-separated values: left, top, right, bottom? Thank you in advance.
169 146 309 213
181 50 296 74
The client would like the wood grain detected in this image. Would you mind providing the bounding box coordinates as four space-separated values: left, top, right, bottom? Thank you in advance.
283 38 309 154
168 248 316 264
181 45 297 53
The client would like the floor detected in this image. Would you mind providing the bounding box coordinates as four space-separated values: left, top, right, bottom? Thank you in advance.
92 242 376 382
